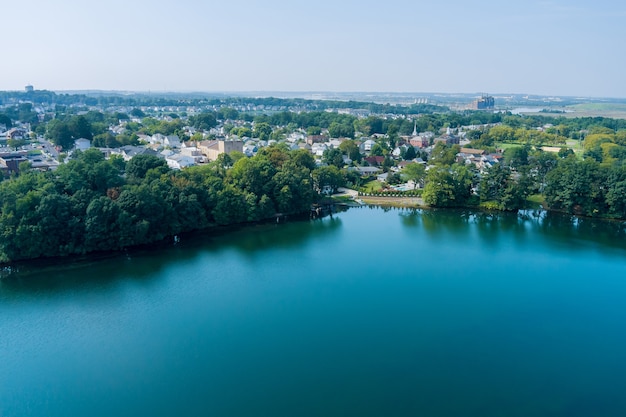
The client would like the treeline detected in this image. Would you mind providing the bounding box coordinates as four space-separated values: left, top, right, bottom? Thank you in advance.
248 111 506 138
469 115 626 148
422 141 626 219
0 90 449 115
0 146 323 263
544 158 626 218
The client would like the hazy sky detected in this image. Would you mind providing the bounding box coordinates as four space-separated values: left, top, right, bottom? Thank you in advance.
4 0 625 97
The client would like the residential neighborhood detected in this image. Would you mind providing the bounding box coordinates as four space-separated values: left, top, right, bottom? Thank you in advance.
0 89 508 191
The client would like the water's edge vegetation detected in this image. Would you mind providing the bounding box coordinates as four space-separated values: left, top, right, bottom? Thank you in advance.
0 146 321 264
3 143 626 265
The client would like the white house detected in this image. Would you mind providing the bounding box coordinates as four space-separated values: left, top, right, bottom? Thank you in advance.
311 143 328 157
74 138 91 151
361 139 376 152
166 154 195 170
150 133 167 145
164 135 181 148
180 146 207 163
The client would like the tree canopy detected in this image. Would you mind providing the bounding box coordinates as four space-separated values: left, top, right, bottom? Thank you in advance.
0 146 322 263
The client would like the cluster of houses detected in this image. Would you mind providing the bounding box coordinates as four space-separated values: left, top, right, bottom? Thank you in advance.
99 135 245 170
0 148 60 175
1 109 508 185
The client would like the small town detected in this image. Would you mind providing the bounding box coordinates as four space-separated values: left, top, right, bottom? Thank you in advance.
0 88 543 195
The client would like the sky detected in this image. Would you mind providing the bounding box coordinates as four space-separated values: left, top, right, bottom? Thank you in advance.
3 0 626 97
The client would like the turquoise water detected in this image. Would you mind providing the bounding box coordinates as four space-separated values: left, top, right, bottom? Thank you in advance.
2 208 626 416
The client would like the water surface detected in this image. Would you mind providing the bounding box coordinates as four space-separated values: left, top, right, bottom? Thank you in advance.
2 208 626 417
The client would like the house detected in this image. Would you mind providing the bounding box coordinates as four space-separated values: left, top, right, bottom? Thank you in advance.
433 134 460 146
198 139 243 161
74 138 91 151
136 134 151 143
350 166 382 176
409 136 430 148
166 154 195 170
306 135 327 145
364 156 385 166
164 135 181 148
27 154 59 171
180 146 207 163
287 132 305 143
361 139 376 152
459 148 485 156
311 143 328 157
0 151 28 175
243 144 257 157
160 149 175 158
397 160 416 169
392 145 410 158
328 139 343 148
5 128 28 140
150 133 167 145
115 146 160 161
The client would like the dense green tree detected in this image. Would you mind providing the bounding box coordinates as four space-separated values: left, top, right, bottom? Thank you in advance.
402 145 417 161
312 165 345 194
544 158 607 216
605 167 626 218
231 126 252 138
402 163 426 189
126 154 168 182
70 115 93 140
213 186 249 225
273 160 316 214
354 117 383 136
430 143 460 166
253 122 273 141
370 143 385 157
423 167 456 207
306 126 322 136
0 114 12 129
323 147 344 168
130 108 146 118
485 125 516 143
504 145 530 168
289 149 316 171
423 164 474 207
7 138 28 150
339 140 362 162
190 112 217 130
229 156 277 197
46 119 74 149
328 121 354 138
478 164 529 210
217 107 239 120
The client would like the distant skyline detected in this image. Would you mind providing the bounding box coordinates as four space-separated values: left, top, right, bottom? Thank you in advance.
4 0 626 98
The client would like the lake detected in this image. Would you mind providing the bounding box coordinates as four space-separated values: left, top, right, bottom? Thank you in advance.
2 207 626 417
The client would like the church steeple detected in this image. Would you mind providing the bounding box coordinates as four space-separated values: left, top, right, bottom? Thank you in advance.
412 120 417 136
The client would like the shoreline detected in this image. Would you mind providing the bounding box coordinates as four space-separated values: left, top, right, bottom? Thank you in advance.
357 195 425 208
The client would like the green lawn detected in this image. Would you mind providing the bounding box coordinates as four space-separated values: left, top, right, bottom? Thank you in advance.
526 194 545 209
361 180 383 193
497 141 584 157
495 142 520 151
565 139 584 152
568 103 626 112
